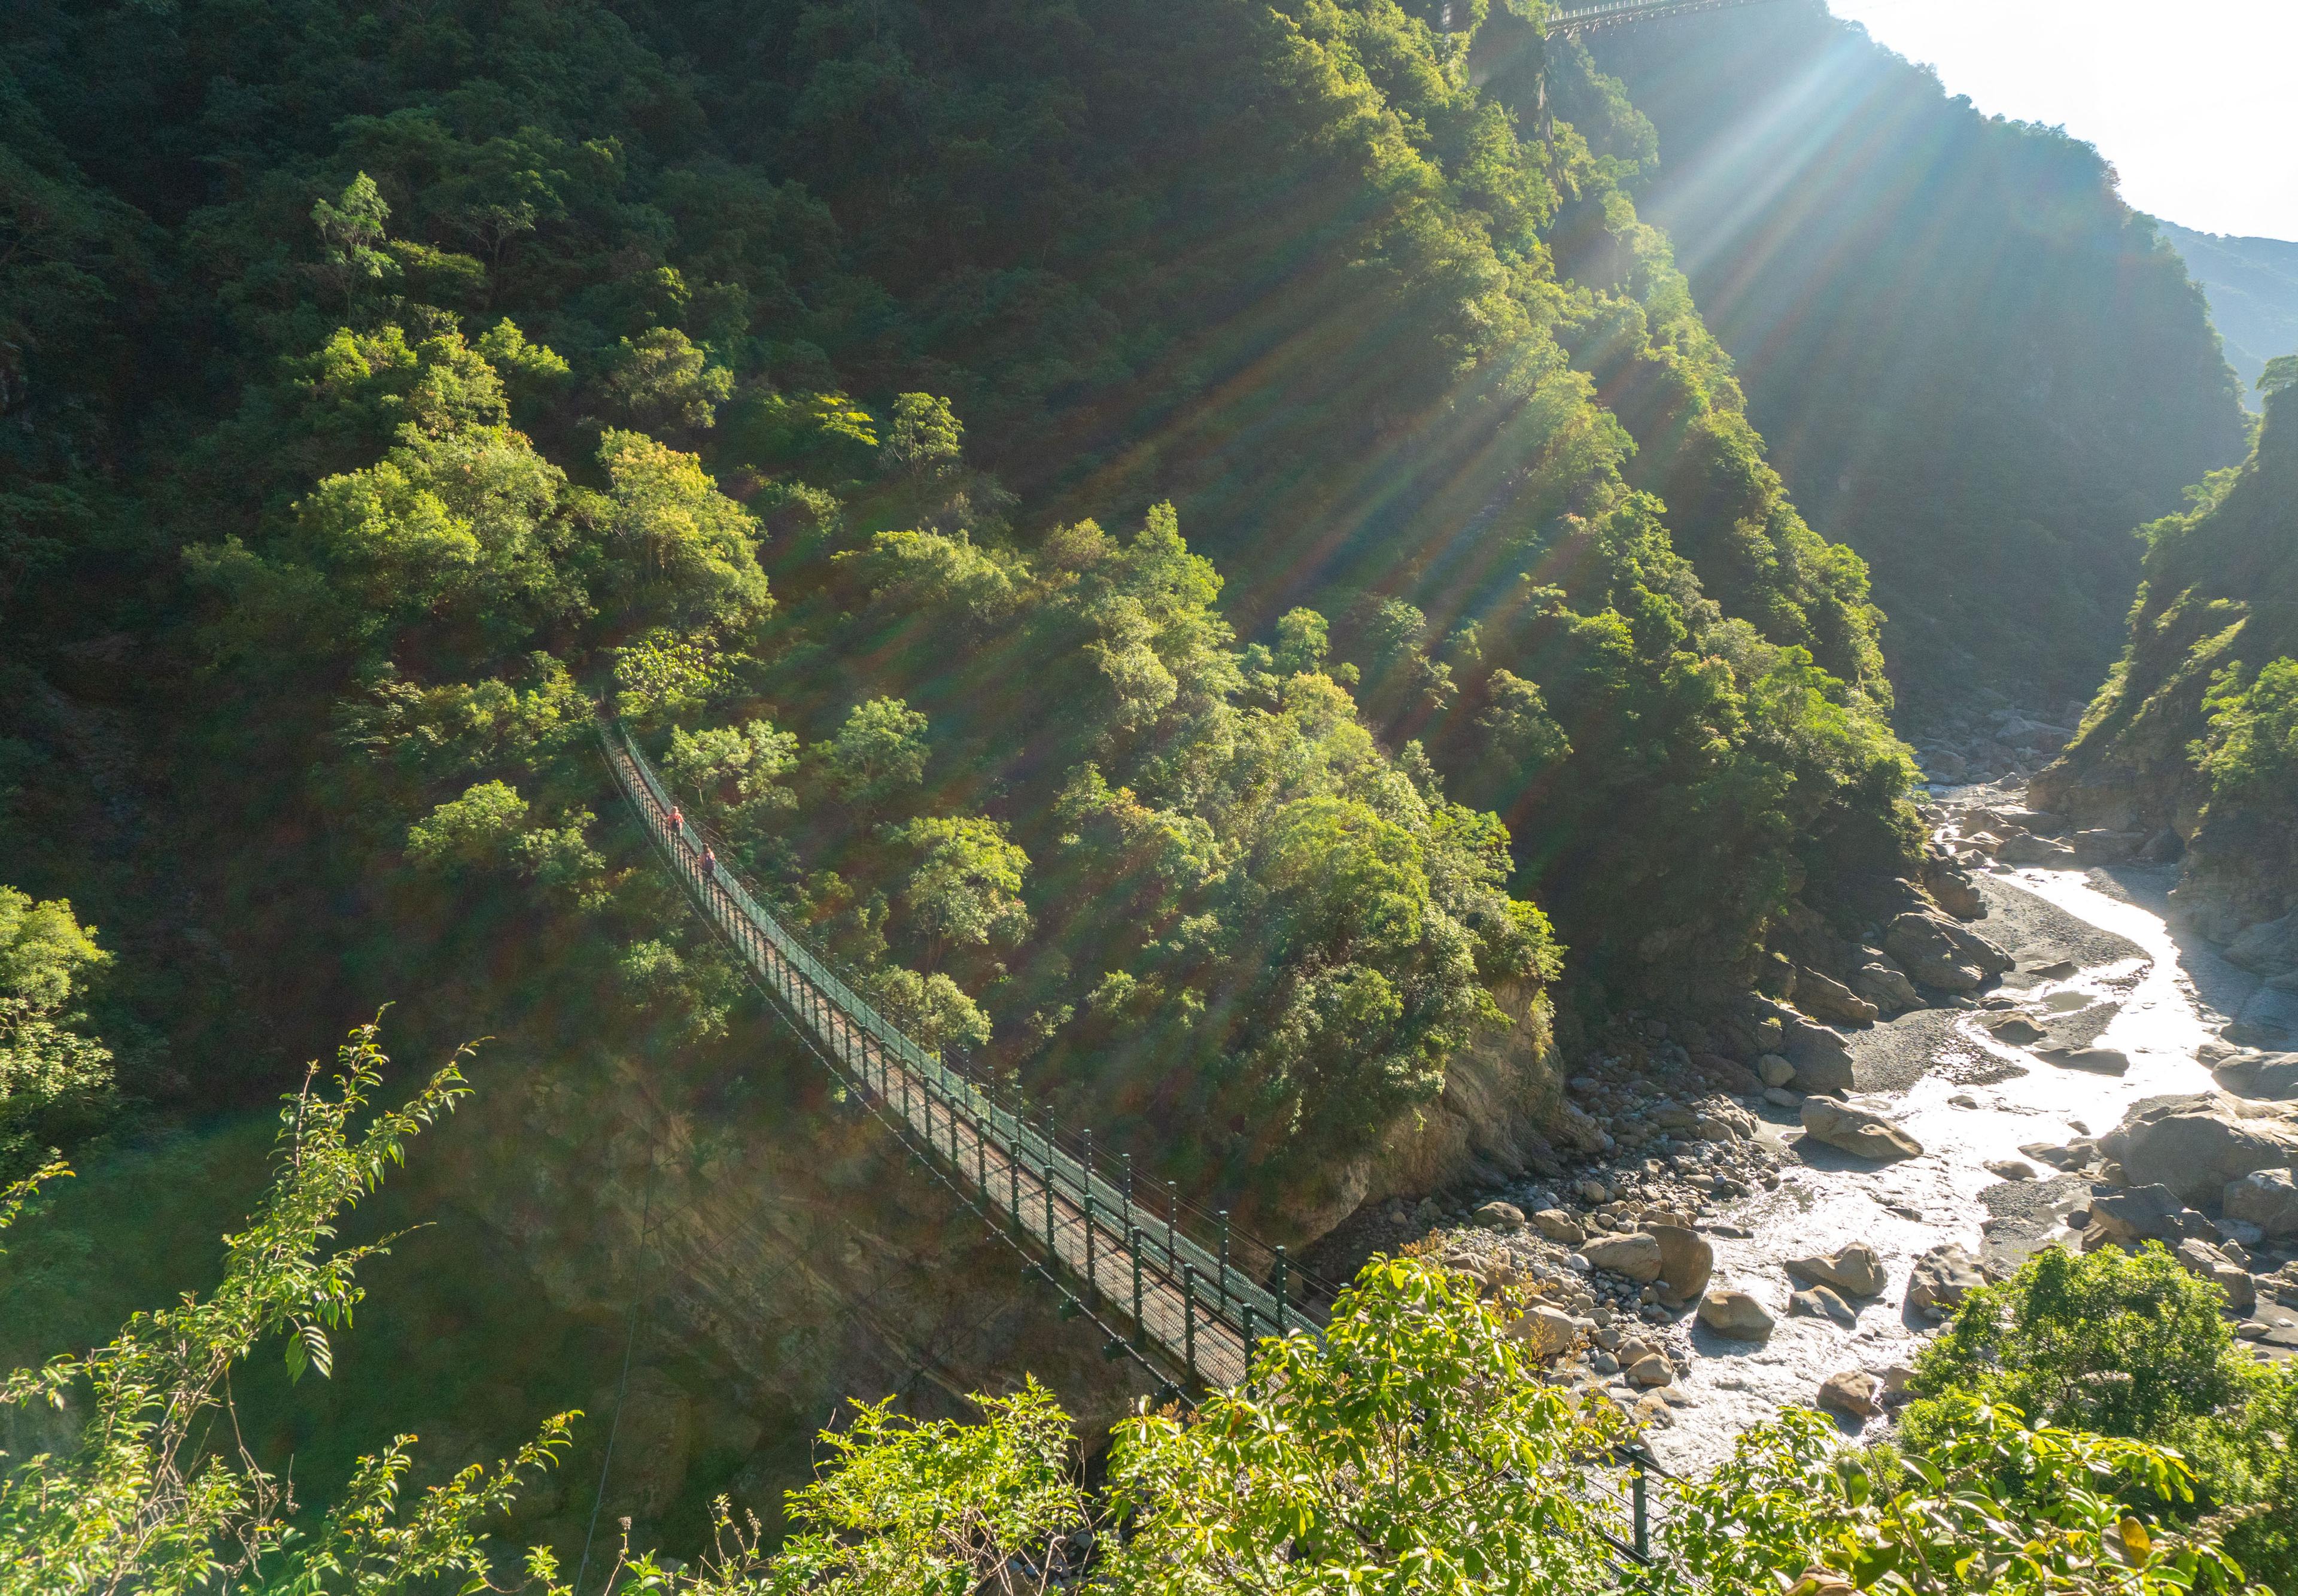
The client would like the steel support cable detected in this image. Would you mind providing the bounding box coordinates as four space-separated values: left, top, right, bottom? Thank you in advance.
574 1145 661 1596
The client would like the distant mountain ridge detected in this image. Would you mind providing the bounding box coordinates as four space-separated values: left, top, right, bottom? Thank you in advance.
2162 221 2298 412
1591 1 2250 715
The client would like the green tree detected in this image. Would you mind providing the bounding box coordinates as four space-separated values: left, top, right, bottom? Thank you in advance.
1904 1245 2244 1445
820 698 931 806
0 889 114 1179
879 393 965 476
311 173 398 300
890 816 1031 967
0 1022 575 1595
604 327 735 437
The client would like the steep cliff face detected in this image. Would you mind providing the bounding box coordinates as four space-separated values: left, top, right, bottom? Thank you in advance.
2035 379 2298 943
1589 1 2250 715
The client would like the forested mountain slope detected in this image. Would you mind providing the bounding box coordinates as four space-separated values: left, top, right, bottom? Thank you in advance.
0 0 1917 1552
2036 361 2298 947
1589 1 2250 717
2164 222 2298 412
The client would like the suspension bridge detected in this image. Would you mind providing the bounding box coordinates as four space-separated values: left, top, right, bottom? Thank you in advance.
606 721 1676 1565
603 725 1326 1399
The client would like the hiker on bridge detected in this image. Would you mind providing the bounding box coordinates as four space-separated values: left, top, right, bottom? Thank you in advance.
702 847 717 879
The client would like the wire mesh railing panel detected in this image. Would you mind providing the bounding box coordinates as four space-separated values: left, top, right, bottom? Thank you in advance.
602 724 1316 1389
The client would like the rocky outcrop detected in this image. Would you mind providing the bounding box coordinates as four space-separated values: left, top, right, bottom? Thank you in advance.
2225 1169 2298 1236
1697 1289 1775 1340
2030 382 2298 949
1800 1096 1923 1161
1785 1242 1887 1298
1907 1242 1985 1316
1794 968 1878 1027
1292 977 1561 1241
2086 1184 2221 1247
2099 1095 2298 1206
1883 911 2013 992
2174 1238 2257 1311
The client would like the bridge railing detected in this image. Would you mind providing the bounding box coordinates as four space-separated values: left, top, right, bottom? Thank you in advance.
604 722 1329 1388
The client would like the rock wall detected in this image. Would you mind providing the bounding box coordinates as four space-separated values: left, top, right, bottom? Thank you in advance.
2033 380 2298 950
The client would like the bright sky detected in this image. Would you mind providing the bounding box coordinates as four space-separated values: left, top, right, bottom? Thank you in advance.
1827 0 2298 241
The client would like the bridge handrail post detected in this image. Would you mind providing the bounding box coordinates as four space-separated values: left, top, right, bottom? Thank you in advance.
1183 1264 1198 1379
1217 1211 1231 1313
1130 1226 1146 1352
1083 1193 1098 1308
1166 1180 1179 1274
1273 1245 1287 1336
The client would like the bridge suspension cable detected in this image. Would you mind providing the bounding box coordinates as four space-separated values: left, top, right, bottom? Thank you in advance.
1543 0 1781 37
602 723 1328 1395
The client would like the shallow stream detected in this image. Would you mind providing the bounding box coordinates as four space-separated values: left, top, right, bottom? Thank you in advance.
1650 823 2298 1472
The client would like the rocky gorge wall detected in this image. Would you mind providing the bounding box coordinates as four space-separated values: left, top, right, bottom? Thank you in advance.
2033 379 2298 997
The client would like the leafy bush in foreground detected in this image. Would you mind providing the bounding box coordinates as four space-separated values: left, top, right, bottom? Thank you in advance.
0 1052 2260 1594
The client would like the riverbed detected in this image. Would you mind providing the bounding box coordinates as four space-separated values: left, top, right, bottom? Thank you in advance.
1649 791 2298 1472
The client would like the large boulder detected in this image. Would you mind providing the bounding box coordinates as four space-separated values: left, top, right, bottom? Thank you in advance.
1923 852 1986 919
1795 968 1880 1027
2087 1184 2222 1247
1473 1200 1526 1232
2224 1169 2298 1237
2099 1095 2298 1206
1752 1000 1858 1093
2227 911 2298 976
1512 1305 1581 1360
2173 1239 2257 1312
1581 1231 1664 1283
1801 1096 1925 1162
1646 1223 1715 1303
1997 833 2077 866
1785 1242 1888 1298
1907 1242 1985 1316
2215 1053 2298 1101
1884 911 2014 992
1531 1208 1585 1245
1817 1370 1884 1420
1852 959 1923 1014
1697 1290 1776 1340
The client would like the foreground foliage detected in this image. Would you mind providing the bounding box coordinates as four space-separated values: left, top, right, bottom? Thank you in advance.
1901 1242 2298 1593
2 1072 2265 1595
0 1023 573 1596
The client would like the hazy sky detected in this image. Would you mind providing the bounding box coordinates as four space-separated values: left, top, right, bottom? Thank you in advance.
1828 0 2298 241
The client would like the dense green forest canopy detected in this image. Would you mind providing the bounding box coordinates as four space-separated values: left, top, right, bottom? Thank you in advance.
1 0 1916 1187
1590 0 2250 715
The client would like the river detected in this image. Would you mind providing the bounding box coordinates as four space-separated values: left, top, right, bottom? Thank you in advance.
1649 787 2298 1473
